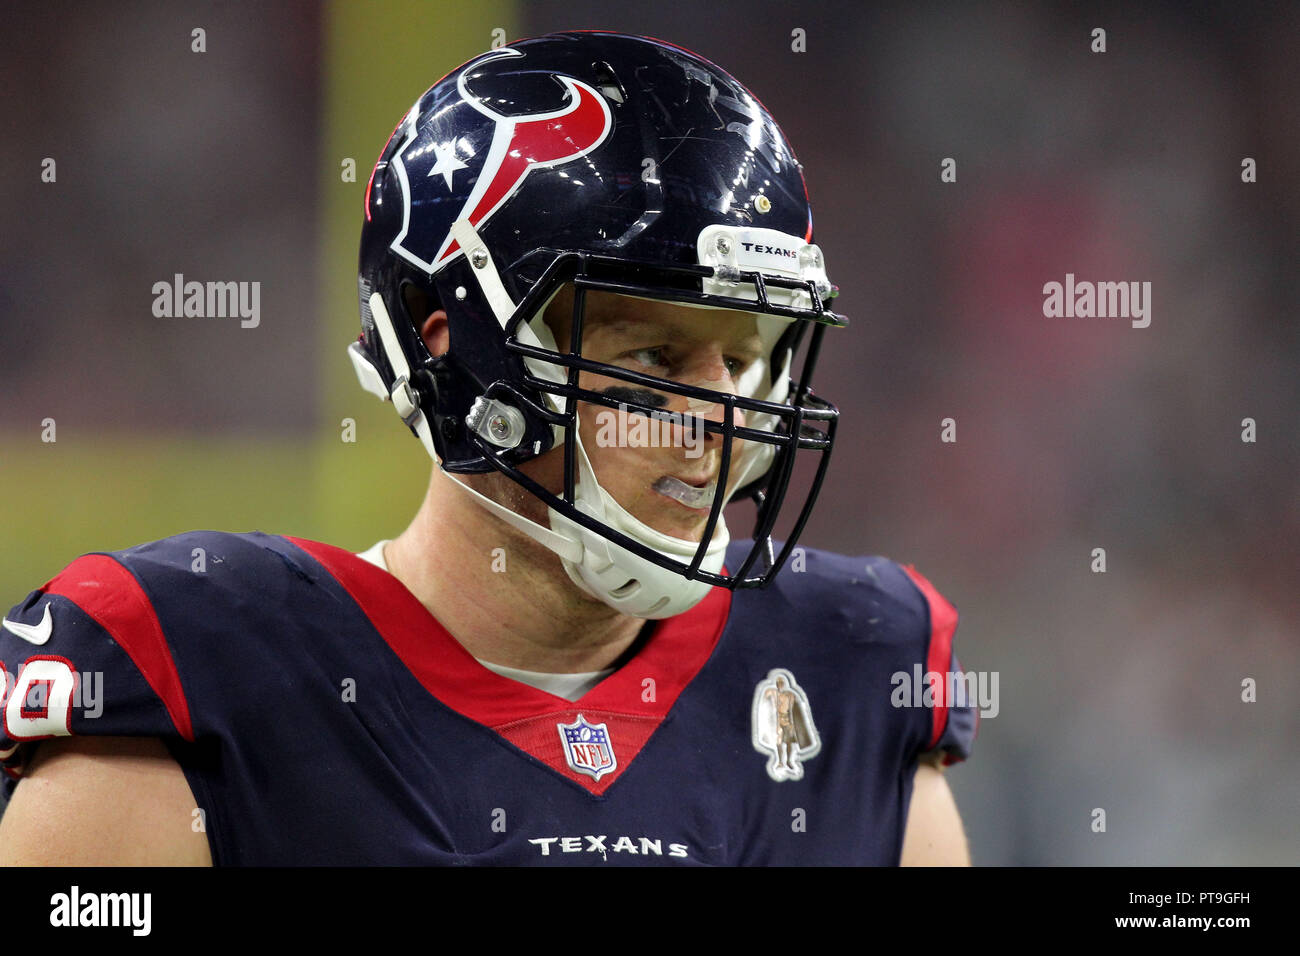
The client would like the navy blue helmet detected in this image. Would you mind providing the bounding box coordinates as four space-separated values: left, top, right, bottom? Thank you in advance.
351 31 845 617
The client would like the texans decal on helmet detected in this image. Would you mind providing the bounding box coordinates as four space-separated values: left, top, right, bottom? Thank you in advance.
386 47 614 273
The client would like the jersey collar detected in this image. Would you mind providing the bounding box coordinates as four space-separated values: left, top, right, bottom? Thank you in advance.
285 536 731 794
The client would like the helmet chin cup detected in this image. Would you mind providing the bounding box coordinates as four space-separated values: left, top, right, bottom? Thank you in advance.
551 507 721 619
551 502 728 621
546 429 728 619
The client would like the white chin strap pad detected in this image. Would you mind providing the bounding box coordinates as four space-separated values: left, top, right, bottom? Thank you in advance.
547 428 729 619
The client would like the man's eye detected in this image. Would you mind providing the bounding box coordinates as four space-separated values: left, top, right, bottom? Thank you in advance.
629 347 666 368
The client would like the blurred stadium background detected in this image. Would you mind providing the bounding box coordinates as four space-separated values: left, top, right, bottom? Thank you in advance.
1 0 1296 864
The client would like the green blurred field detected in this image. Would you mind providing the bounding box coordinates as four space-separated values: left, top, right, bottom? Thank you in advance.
0 429 432 596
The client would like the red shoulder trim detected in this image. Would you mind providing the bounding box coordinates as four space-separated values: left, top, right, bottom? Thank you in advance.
43 555 195 742
901 565 958 752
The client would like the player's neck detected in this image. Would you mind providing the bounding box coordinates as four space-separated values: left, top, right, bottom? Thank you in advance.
383 469 647 674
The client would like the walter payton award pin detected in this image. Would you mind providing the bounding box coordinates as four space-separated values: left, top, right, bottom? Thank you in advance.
752 669 820 781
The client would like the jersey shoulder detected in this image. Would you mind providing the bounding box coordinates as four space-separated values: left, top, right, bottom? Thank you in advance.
0 531 329 782
732 541 943 646
728 541 979 765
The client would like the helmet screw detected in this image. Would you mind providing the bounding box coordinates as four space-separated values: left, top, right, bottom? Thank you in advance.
755 194 772 214
466 396 524 448
715 236 732 256
470 249 489 269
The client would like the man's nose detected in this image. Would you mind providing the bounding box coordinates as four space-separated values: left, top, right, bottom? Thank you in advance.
683 371 746 433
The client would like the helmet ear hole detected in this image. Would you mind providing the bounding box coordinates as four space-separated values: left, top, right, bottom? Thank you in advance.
401 281 432 328
402 281 449 359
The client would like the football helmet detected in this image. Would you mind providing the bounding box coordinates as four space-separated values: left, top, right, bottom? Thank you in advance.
351 31 844 617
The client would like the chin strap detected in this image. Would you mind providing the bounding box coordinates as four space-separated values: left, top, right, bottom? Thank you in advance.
546 427 728 618
437 469 584 565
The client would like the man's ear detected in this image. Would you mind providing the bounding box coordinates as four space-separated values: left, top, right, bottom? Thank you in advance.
421 310 450 358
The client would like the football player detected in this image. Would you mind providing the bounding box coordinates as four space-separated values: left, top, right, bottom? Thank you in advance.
0 31 975 865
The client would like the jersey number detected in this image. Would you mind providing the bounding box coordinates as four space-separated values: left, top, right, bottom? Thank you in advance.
3 657 78 740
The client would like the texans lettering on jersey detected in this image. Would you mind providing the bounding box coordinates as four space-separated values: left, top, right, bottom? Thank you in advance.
0 532 977 864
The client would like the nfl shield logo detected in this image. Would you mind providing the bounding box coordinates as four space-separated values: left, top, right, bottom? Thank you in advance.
557 714 617 781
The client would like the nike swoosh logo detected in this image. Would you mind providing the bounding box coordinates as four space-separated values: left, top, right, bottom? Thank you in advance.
2 605 53 645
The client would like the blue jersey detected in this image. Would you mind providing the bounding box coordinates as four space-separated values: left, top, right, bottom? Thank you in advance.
0 532 977 865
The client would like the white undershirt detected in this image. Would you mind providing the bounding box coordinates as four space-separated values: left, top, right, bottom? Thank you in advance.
355 540 612 701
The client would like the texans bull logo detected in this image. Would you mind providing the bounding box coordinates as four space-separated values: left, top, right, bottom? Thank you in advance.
387 47 614 274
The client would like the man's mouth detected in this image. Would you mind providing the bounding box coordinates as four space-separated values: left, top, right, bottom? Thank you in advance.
652 475 717 511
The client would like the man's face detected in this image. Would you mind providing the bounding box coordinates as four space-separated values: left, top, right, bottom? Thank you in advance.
535 286 767 542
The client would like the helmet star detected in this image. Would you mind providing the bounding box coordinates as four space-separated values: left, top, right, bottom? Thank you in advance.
428 141 468 190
